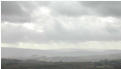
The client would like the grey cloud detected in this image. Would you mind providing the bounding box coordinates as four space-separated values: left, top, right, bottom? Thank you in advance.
1 1 31 23
2 19 121 44
1 1 121 44
1 1 24 15
49 1 121 17
1 24 47 43
81 1 121 17
1 1 51 23
2 1 121 23
49 2 92 17
44 21 121 42
2 15 31 23
105 21 121 36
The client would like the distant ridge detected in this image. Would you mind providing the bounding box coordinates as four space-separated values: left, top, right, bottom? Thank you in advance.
2 47 121 62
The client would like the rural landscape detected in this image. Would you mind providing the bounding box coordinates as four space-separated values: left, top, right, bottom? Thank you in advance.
2 58 121 69
1 1 121 69
2 47 121 69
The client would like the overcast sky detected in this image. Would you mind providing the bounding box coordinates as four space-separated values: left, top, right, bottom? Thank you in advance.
1 1 121 50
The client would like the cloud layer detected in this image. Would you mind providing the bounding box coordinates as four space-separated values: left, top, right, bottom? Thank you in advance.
1 1 121 50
